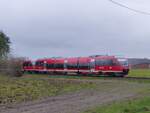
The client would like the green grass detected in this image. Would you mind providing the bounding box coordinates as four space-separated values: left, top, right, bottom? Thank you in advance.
27 69 150 78
0 75 96 105
129 69 150 78
83 96 150 113
1 69 150 105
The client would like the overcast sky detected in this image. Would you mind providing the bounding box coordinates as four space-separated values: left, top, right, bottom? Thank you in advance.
0 0 150 59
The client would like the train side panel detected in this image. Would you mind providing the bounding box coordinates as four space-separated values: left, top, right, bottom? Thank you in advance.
66 58 78 73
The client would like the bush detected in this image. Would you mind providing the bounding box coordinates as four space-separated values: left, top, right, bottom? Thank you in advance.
0 57 26 77
0 58 8 75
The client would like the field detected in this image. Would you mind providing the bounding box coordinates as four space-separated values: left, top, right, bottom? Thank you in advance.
0 75 96 105
128 69 150 78
0 69 150 113
83 96 150 113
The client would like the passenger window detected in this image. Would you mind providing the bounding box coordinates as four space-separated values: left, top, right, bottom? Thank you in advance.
55 64 64 69
66 63 78 69
78 63 89 69
46 64 55 69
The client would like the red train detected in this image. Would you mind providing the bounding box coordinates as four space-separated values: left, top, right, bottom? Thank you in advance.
22 55 129 77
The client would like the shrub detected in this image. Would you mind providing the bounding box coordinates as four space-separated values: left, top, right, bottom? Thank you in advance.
0 57 26 77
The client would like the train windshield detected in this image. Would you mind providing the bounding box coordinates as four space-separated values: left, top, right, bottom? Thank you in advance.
118 59 128 66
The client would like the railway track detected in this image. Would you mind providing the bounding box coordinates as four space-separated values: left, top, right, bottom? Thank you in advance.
94 76 150 80
46 74 150 81
124 76 150 80
96 76 150 81
24 73 150 82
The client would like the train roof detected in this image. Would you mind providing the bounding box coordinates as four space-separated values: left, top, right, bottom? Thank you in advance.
94 56 116 59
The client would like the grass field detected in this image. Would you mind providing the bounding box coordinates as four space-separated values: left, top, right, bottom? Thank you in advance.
0 69 150 106
0 75 96 105
83 96 150 113
82 69 150 113
128 69 150 78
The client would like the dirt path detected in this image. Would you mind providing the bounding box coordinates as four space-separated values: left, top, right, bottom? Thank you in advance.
0 79 149 113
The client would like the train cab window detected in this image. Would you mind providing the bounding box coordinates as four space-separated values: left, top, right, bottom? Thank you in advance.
78 63 89 69
112 61 119 66
118 59 128 66
66 63 78 69
55 63 64 69
95 59 113 66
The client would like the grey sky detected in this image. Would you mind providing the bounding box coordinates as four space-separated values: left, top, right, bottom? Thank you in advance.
0 0 150 59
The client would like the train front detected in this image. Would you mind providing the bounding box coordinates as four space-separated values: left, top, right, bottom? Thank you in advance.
117 58 130 76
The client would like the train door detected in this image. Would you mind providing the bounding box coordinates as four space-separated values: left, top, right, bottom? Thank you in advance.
90 59 95 73
43 60 47 72
64 59 68 73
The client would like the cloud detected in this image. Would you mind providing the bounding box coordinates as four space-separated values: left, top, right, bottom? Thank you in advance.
0 0 150 59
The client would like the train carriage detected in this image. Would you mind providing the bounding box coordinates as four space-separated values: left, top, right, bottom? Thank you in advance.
94 56 129 76
22 55 129 77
